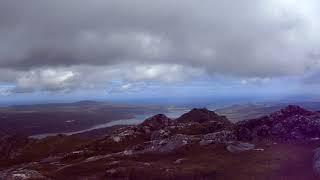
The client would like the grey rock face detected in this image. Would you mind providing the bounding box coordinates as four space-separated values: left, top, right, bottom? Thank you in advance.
226 142 255 153
199 130 236 146
139 134 199 154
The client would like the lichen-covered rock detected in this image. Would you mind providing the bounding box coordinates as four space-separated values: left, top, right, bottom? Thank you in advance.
139 134 199 154
109 126 144 143
0 169 47 180
199 130 236 146
150 129 172 140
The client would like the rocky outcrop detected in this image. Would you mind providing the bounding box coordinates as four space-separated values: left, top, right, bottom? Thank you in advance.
176 108 231 126
107 114 173 143
199 130 236 146
89 110 235 153
270 105 312 119
235 105 320 141
140 114 174 131
150 129 172 140
86 126 147 153
110 126 145 143
95 108 238 155
136 134 199 154
172 121 231 135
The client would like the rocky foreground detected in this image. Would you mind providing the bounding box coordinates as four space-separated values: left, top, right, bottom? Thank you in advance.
1 106 320 179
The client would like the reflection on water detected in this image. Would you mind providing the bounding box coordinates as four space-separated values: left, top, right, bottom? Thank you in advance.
30 108 189 139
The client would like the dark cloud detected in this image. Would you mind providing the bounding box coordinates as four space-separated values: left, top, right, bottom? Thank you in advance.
0 0 319 92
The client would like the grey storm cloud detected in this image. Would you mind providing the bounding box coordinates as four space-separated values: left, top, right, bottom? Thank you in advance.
0 0 320 92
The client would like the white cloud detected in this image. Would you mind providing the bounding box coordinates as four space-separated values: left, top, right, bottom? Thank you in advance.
15 69 76 92
126 64 204 83
240 78 271 85
0 86 13 96
5 64 203 93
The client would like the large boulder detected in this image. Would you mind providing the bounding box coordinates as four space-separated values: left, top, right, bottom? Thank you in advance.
226 142 255 153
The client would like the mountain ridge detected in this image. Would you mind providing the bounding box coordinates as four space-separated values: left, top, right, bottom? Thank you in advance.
1 105 320 179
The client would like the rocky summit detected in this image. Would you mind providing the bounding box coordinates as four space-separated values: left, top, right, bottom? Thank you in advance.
1 106 320 179
176 108 231 125
235 105 320 141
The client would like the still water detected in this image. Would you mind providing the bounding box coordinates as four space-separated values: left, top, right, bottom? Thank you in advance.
30 108 189 139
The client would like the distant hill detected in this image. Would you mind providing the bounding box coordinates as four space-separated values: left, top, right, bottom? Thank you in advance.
215 101 320 122
0 101 167 136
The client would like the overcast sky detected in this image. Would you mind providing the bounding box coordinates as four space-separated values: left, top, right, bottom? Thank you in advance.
1 0 320 104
